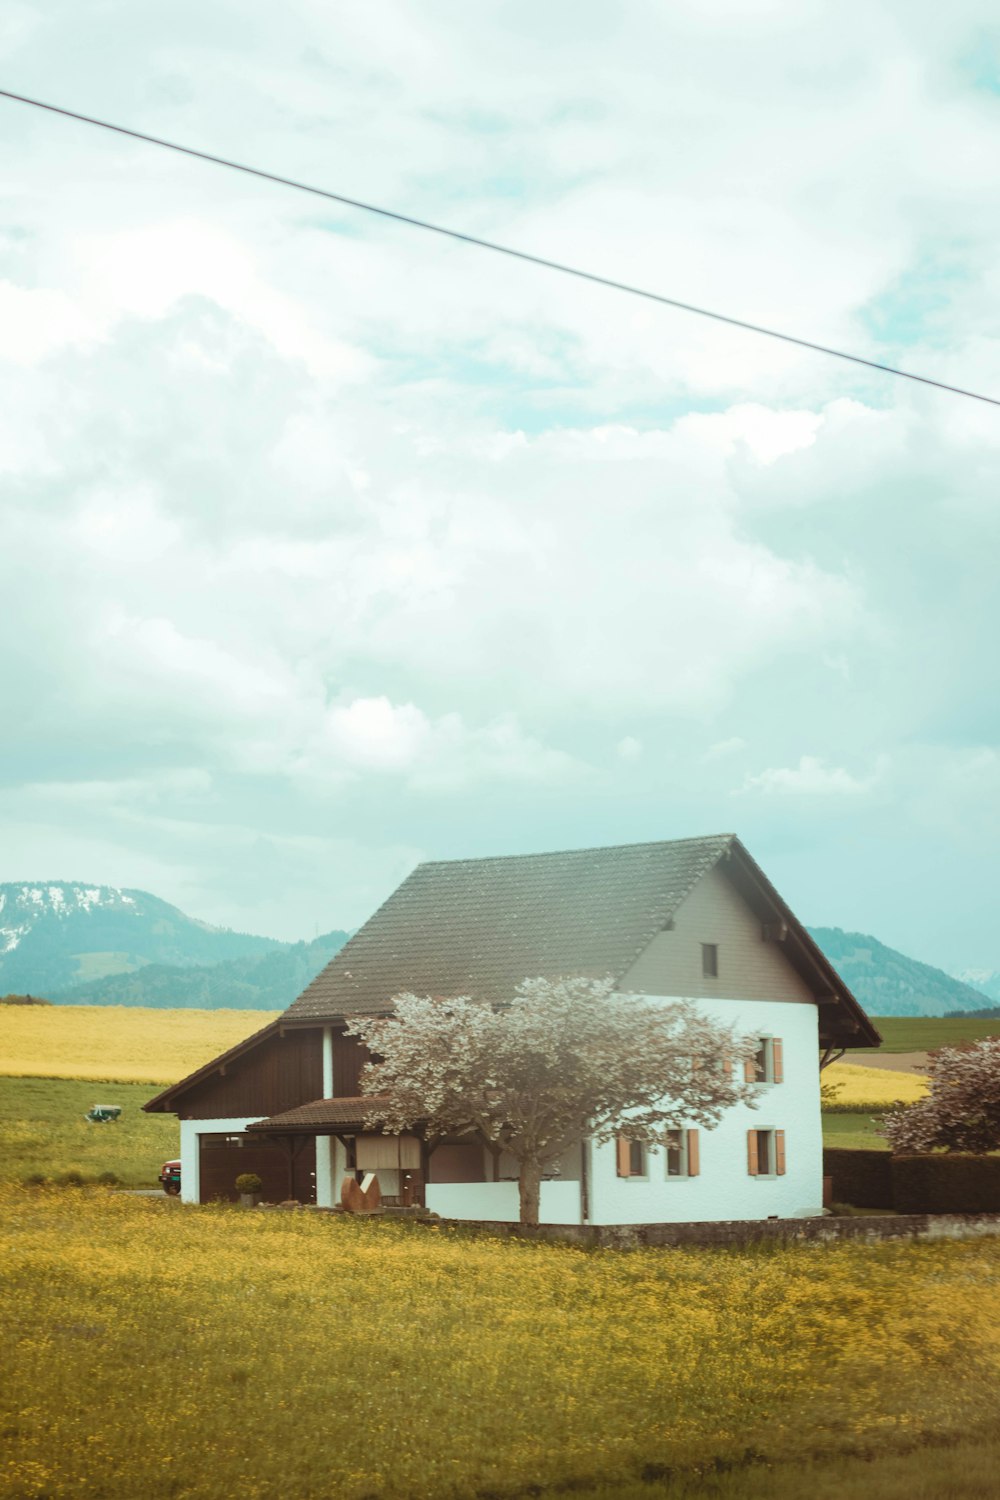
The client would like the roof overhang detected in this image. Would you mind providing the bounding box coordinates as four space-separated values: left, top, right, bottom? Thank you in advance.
720 840 881 1049
143 1019 288 1114
245 1096 395 1135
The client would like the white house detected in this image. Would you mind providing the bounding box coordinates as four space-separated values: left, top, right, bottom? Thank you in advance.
146 834 879 1223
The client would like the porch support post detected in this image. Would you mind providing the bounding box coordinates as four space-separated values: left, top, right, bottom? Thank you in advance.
322 1026 334 1095
315 1027 335 1206
580 1137 590 1225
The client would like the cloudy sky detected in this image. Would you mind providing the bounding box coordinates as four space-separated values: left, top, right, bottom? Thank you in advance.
1 2 999 971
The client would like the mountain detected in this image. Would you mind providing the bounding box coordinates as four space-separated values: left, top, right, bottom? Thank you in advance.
0 882 283 996
808 927 994 1017
55 931 349 1010
4 877 991 1019
954 969 1000 1005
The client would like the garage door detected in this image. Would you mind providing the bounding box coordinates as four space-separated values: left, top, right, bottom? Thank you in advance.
199 1132 316 1204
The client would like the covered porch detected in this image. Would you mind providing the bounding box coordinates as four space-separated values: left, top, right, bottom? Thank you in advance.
246 1098 586 1222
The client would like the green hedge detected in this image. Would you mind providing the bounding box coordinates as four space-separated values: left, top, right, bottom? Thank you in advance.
823 1148 894 1208
892 1155 1000 1214
824 1148 1000 1213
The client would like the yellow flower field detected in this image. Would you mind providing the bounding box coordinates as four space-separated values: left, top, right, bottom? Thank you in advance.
0 1005 278 1084
3 1188 1000 1500
823 1061 928 1106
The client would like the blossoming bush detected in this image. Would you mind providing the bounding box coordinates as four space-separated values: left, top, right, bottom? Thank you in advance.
883 1039 1000 1154
4 1188 1000 1499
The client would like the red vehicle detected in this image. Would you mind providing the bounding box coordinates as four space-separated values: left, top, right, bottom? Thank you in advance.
158 1159 181 1196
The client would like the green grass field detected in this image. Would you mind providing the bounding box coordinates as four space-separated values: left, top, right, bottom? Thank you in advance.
0 1074 888 1187
4 1188 1000 1500
854 1016 1000 1053
599 1435 1000 1499
820 1110 889 1150
0 1077 178 1187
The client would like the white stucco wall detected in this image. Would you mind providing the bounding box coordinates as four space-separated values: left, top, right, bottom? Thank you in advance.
427 1180 583 1224
589 996 822 1225
178 1117 264 1204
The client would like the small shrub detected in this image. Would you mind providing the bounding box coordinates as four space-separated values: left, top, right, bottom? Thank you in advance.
823 1148 894 1208
97 1171 121 1187
22 1173 48 1188
235 1172 263 1195
57 1170 88 1188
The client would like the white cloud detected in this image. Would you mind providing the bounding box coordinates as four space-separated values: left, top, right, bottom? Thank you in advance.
705 736 747 761
0 281 103 365
1 2 1000 955
301 697 581 790
616 736 642 762
738 755 890 797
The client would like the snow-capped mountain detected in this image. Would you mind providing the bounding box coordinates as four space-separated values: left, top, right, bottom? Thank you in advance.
954 969 1000 1006
0 882 282 996
1 884 138 954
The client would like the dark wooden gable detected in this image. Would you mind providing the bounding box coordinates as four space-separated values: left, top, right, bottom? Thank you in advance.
146 1022 369 1120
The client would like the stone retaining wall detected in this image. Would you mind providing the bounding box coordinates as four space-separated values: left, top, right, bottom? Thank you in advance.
448 1212 1000 1249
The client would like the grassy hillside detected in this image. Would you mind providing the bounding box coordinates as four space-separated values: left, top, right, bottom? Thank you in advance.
0 1078 177 1186
852 1016 1000 1053
5 1190 1000 1500
54 929 347 1009
0 1005 278 1084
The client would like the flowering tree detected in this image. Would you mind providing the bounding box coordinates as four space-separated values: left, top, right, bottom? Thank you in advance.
347 976 760 1225
882 1038 1000 1155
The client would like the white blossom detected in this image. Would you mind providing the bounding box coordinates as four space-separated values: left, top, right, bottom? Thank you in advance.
347 976 759 1224
881 1038 1000 1155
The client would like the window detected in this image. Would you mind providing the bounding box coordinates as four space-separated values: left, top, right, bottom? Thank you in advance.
200 1133 247 1149
743 1037 784 1085
701 943 719 978
747 1128 786 1177
616 1136 647 1177
665 1128 700 1179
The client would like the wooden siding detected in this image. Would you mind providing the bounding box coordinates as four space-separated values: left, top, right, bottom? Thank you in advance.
199 1133 316 1204
619 864 816 1004
331 1030 367 1096
429 1142 486 1183
176 1028 324 1120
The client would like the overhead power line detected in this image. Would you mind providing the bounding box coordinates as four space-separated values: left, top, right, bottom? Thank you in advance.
1 84 997 410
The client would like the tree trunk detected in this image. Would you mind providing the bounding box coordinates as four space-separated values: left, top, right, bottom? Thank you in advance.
518 1158 542 1227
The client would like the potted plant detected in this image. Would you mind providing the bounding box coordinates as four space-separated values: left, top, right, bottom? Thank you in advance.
235 1172 263 1207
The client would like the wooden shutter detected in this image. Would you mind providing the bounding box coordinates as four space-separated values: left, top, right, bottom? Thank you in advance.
686 1129 700 1178
722 1055 733 1079
743 1056 756 1084
775 1129 786 1176
616 1136 632 1177
747 1130 759 1176
772 1039 784 1084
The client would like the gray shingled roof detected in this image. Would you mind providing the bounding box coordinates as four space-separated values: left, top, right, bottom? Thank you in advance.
285 834 734 1023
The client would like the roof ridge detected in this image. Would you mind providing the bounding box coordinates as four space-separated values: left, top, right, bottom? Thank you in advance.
416 833 736 871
